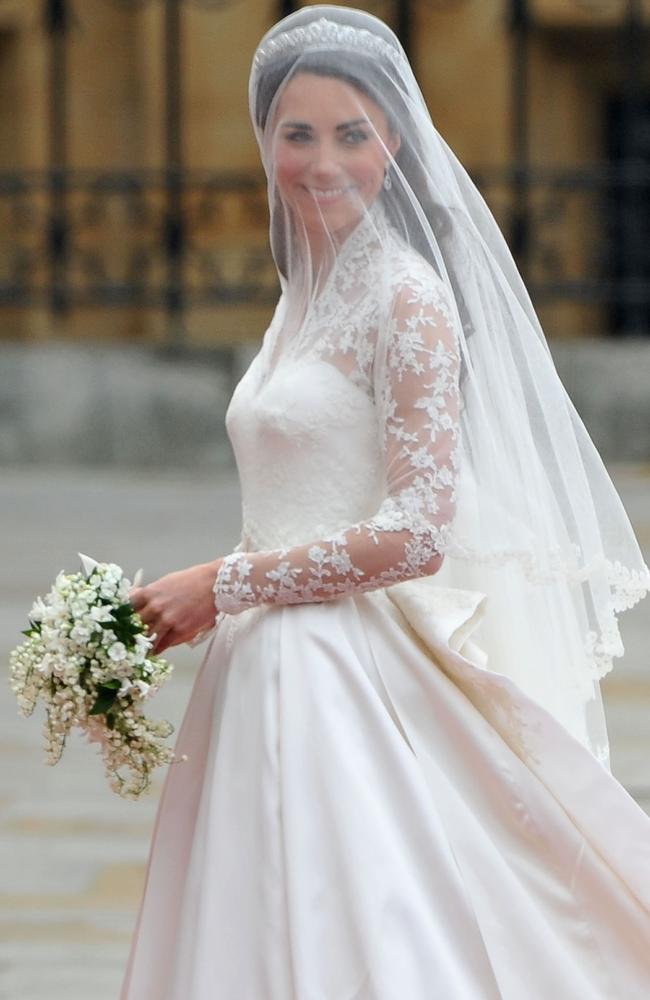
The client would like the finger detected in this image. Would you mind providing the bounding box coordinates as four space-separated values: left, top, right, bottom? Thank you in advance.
154 637 170 655
136 606 156 631
158 624 190 654
152 627 173 655
141 617 161 643
129 587 145 611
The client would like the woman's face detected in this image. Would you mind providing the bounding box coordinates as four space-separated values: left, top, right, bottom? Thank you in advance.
271 72 400 243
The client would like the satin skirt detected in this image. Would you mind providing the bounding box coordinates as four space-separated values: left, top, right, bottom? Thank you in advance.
120 582 650 999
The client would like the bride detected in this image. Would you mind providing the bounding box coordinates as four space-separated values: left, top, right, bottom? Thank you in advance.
122 6 650 997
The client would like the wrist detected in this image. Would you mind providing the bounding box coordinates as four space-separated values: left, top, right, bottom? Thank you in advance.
212 550 254 616
201 558 222 582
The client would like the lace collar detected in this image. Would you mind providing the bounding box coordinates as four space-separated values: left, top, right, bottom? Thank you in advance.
336 197 391 264
278 197 393 306
309 198 392 301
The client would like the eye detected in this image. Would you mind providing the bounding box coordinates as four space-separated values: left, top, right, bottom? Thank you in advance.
341 129 370 145
283 129 313 143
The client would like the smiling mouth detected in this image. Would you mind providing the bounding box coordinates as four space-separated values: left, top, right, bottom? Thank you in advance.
305 186 355 202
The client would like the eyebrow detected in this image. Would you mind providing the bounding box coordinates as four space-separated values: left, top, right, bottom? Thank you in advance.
279 118 369 131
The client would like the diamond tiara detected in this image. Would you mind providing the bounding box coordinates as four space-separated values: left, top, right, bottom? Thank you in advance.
252 17 406 75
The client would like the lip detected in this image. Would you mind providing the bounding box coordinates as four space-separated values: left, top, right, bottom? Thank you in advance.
303 185 356 203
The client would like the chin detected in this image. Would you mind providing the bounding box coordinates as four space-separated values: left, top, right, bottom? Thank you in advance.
302 201 368 235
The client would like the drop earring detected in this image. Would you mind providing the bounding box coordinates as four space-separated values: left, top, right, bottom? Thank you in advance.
383 166 392 191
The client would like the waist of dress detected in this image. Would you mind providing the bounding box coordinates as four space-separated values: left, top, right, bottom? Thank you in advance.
240 513 360 553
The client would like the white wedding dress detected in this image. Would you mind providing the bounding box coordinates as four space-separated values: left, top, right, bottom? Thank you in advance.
121 214 650 999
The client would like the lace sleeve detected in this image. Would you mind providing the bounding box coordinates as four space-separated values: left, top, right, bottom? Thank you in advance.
214 284 461 615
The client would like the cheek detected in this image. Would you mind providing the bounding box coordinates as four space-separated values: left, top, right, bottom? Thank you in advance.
351 149 386 191
273 147 309 191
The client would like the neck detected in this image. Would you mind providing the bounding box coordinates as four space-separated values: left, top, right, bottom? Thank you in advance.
299 204 375 272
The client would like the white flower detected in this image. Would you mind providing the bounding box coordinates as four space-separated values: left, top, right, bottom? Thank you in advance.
10 557 176 800
42 602 66 627
118 677 133 696
108 642 127 662
78 552 100 577
131 633 150 664
70 622 92 642
69 599 89 618
89 605 113 623
29 597 48 623
37 653 56 678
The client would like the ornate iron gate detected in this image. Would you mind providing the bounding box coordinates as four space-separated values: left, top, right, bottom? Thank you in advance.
0 0 648 341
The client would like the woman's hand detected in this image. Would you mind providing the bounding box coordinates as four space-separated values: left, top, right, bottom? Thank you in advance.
129 560 222 655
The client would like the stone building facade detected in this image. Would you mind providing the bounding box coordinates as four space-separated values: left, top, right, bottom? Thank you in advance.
0 0 648 344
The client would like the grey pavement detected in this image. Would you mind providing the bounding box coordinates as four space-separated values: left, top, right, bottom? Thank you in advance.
0 464 649 1000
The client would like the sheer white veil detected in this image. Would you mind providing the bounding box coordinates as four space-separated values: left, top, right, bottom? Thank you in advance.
249 5 650 764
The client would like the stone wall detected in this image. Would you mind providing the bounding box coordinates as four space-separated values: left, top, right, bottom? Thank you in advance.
1 340 648 467
0 343 234 469
549 339 650 463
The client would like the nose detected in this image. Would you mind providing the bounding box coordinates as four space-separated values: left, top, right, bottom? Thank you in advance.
310 140 344 181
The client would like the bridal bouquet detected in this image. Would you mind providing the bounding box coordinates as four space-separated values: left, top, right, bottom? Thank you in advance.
8 553 183 799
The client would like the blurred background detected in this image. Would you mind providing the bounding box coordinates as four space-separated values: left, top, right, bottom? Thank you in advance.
1 0 650 463
0 1 649 998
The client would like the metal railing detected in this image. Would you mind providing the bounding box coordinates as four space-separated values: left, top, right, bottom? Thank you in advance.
0 0 647 339
2 162 648 336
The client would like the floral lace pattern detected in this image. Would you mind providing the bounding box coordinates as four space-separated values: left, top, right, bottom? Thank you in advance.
214 208 461 616
209 198 650 719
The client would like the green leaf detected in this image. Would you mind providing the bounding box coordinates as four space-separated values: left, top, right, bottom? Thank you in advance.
113 626 136 648
99 604 138 648
21 618 43 638
113 603 134 621
89 686 119 716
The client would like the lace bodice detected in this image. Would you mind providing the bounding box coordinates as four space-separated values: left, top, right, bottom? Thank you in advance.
213 207 461 615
